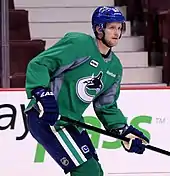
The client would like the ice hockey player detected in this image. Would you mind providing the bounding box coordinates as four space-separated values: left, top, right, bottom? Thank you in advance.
25 6 149 176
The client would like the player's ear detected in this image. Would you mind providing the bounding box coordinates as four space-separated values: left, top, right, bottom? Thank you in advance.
96 26 103 39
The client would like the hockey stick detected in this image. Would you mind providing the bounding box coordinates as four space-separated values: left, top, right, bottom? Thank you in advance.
60 116 170 156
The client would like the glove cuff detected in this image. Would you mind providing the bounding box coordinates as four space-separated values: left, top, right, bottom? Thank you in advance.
32 87 47 98
110 124 129 135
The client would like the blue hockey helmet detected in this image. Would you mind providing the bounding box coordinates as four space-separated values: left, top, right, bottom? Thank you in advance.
92 6 126 33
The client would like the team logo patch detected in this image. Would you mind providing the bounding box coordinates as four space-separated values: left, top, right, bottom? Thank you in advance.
60 157 69 166
81 145 90 154
76 71 103 103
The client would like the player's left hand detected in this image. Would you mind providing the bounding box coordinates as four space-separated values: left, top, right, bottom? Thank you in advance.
121 125 149 154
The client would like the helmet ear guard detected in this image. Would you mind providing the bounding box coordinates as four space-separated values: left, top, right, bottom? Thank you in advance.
98 27 103 32
94 24 105 39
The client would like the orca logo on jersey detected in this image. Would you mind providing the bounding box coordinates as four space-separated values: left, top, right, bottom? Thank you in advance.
76 71 103 103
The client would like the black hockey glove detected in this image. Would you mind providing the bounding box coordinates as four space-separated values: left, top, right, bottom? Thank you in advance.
121 125 149 154
111 125 149 154
32 87 59 126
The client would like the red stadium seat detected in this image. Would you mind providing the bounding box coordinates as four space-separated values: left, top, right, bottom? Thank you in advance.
9 40 45 88
9 10 31 40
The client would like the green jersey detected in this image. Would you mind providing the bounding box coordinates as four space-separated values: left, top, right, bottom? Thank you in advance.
25 32 127 130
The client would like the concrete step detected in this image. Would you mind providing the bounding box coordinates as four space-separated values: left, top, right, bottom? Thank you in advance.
113 36 144 52
116 52 148 67
29 21 131 40
14 0 115 8
122 66 163 84
17 6 127 22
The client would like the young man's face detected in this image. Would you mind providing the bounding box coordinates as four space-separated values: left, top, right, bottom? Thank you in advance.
104 22 122 47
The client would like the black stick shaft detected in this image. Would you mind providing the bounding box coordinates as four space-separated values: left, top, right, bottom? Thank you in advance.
60 116 170 156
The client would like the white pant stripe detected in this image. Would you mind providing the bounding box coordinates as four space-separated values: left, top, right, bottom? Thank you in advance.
50 126 79 166
62 128 87 163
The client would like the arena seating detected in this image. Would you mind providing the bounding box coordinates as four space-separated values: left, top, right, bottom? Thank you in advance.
1 0 170 87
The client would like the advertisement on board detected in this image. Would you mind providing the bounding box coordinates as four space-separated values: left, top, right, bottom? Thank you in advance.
0 89 170 176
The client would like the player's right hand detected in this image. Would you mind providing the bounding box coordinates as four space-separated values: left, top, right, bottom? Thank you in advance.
32 87 59 126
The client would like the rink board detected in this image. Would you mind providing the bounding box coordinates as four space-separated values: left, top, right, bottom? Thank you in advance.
0 87 170 176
